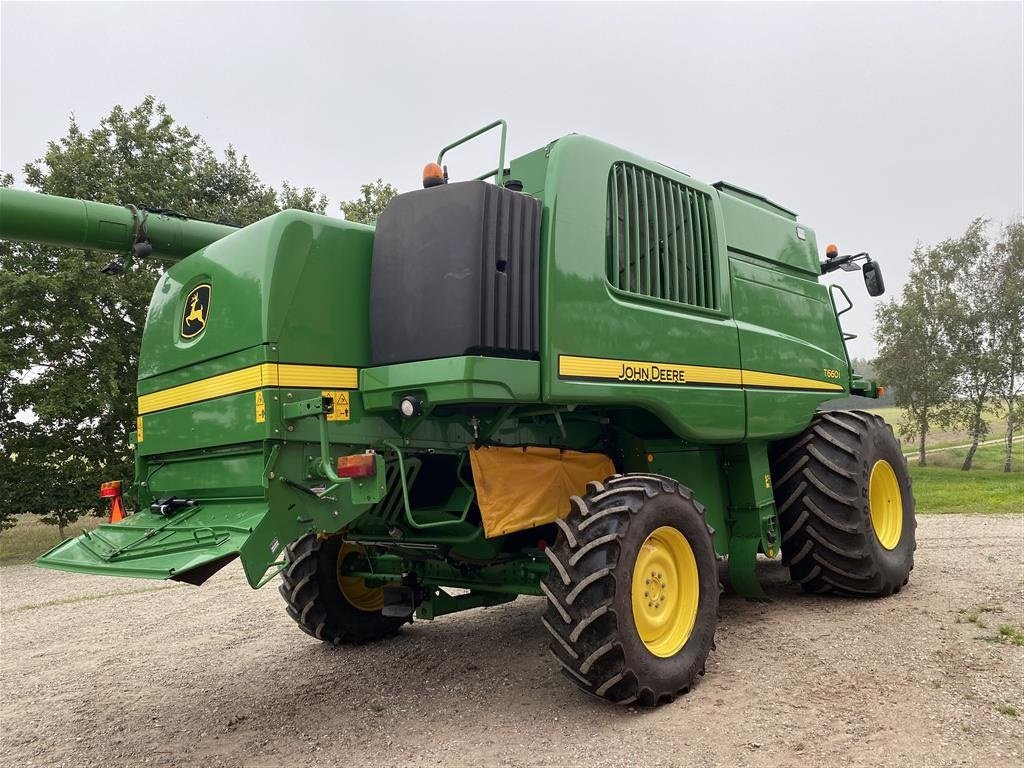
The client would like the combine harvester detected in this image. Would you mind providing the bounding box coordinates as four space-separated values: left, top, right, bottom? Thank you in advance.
0 121 914 706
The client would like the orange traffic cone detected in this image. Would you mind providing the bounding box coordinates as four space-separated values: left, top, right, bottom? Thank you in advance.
109 494 126 523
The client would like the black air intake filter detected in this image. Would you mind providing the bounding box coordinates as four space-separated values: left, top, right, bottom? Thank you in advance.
370 181 541 366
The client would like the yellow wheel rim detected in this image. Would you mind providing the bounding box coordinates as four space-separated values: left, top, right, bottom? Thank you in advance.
631 526 699 658
869 459 903 550
336 543 385 612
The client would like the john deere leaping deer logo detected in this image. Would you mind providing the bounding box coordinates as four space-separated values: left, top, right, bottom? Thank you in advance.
181 284 211 339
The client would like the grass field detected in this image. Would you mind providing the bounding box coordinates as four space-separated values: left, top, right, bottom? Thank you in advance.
908 443 1022 516
911 465 1022 516
920 441 1015 472
0 514 104 567
867 404 1011 452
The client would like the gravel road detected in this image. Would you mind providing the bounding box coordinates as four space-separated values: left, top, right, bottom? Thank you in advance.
1 514 1022 768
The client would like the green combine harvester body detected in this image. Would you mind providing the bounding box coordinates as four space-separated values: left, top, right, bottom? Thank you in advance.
1 121 913 706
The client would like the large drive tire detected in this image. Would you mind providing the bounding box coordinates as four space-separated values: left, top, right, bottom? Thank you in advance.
770 409 916 596
278 534 405 644
540 474 719 707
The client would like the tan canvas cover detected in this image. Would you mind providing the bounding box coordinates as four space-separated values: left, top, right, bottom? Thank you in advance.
469 445 617 538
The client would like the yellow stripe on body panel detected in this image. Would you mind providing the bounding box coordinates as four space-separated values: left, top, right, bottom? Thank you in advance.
558 355 841 392
558 355 743 386
277 364 358 389
740 369 844 391
137 363 359 415
138 364 272 415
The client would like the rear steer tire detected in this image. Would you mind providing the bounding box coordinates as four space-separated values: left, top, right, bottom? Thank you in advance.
541 474 719 707
770 409 916 596
279 534 405 644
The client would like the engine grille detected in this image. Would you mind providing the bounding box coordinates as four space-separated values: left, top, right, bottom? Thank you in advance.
608 162 719 311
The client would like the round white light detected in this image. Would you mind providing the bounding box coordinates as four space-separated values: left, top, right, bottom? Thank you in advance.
400 398 416 417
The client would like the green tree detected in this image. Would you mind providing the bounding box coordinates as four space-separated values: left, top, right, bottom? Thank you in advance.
339 179 398 224
992 219 1024 472
849 357 877 380
877 219 1020 471
929 219 999 468
874 241 959 465
0 173 17 531
279 181 328 215
0 97 325 536
938 219 1002 470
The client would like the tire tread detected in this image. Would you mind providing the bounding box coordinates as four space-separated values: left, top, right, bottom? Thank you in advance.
541 474 718 707
771 409 916 596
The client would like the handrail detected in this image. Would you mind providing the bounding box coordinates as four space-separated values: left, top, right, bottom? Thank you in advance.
436 119 508 184
829 283 854 317
381 440 473 530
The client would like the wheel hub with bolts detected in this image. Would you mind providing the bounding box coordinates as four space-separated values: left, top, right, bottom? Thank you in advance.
631 526 699 658
336 542 386 612
869 459 904 550
645 571 667 608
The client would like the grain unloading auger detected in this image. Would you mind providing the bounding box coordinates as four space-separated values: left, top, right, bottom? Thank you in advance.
0 120 915 706
0 187 238 267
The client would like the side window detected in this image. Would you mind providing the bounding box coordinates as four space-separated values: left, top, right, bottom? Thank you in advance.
607 162 719 311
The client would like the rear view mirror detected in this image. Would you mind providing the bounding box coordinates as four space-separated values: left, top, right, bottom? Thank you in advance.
863 261 885 296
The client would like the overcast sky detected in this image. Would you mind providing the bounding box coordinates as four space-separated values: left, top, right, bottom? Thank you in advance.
2 1 1021 360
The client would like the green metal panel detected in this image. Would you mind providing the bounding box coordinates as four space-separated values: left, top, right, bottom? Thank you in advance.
142 447 267 500
36 504 268 581
506 144 552 197
360 357 540 411
540 135 745 443
717 191 819 275
139 210 374 380
136 345 270 396
39 441 388 587
136 390 272 457
722 441 780 599
729 255 848 357
728 252 850 439
621 446 731 558
746 391 838 438
714 181 797 220
344 551 549 597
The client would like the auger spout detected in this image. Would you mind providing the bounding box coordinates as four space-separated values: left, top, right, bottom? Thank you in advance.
0 187 237 262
